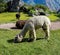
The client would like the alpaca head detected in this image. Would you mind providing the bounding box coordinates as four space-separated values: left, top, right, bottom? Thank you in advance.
14 34 23 43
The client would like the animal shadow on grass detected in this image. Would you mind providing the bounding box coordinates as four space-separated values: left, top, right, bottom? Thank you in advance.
7 37 45 43
11 27 19 29
7 38 28 43
7 39 14 43
36 37 45 40
11 27 23 30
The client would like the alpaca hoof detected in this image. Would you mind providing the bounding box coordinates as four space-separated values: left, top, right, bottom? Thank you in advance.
45 37 50 41
28 38 34 42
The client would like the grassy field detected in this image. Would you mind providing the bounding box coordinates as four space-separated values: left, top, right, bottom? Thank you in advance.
0 29 60 55
48 14 59 21
0 12 59 24
0 12 60 55
0 12 30 24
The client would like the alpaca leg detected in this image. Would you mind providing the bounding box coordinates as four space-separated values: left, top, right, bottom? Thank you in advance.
45 26 50 40
42 26 50 40
29 30 33 39
32 29 36 41
28 28 36 41
28 30 33 41
46 26 50 40
29 22 36 41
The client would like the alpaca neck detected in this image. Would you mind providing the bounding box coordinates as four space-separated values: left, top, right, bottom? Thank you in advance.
19 25 28 37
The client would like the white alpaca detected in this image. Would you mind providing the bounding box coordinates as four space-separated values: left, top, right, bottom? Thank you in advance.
14 16 51 42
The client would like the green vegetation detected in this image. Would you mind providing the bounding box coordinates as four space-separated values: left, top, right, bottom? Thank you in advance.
0 0 7 12
0 3 6 12
0 1 60 55
0 12 16 24
20 12 30 20
56 13 60 17
48 14 59 21
0 12 59 24
35 4 48 11
0 29 60 55
0 12 30 24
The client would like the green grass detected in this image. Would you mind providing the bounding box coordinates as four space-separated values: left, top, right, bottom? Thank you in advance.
0 12 59 24
0 12 16 24
0 12 30 24
0 29 60 55
48 14 59 21
20 12 30 20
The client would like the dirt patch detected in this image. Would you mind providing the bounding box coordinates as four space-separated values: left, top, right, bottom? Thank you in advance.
0 21 60 30
0 23 16 29
51 21 60 30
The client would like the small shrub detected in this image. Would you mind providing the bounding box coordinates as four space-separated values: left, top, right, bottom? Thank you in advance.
0 3 7 13
57 13 60 17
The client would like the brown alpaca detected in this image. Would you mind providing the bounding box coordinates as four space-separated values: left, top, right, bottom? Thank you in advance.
16 20 27 29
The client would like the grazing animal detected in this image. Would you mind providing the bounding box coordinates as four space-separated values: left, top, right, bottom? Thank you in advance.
16 20 27 29
16 13 20 20
14 16 51 42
